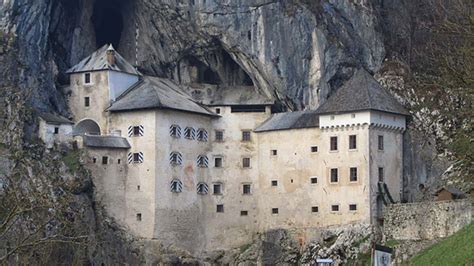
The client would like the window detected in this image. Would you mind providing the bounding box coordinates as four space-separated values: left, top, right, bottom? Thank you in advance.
378 167 384 182
133 126 141 136
272 208 279 214
242 130 251 141
330 136 338 151
128 152 144 164
169 125 181 138
378 135 384 150
84 73 91 84
331 205 340 212
216 204 224 213
271 180 278 186
214 157 223 168
136 213 142 221
197 155 209 168
271 150 278 156
169 152 183 165
102 156 108 165
310 177 318 184
213 183 222 195
196 182 209 194
184 127 195 139
311 146 318 153
240 210 248 216
215 130 224 142
351 113 356 118
349 135 357 150
196 128 208 141
330 168 338 183
54 127 59 134
117 159 121 164
330 115 335 120
137 185 140 191
350 167 358 182
215 108 221 114
170 179 183 193
242 157 251 168
312 206 319 213
349 204 357 211
92 157 97 164
242 184 251 194
84 97 90 107
128 125 143 137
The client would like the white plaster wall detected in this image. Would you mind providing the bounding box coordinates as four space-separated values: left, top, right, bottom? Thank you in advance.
370 111 406 129
108 71 139 101
38 119 73 148
319 111 406 130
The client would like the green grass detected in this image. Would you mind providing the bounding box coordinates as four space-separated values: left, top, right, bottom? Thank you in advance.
384 239 400 248
410 221 474 265
62 150 81 173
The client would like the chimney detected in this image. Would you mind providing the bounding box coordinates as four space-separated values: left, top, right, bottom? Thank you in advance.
106 44 116 66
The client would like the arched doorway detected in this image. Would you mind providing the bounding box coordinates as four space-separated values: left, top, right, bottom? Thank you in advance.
74 119 101 136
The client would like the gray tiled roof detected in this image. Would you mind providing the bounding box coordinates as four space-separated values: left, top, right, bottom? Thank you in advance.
38 112 73 124
315 69 409 115
66 44 140 76
254 110 320 132
83 135 130 149
107 76 217 116
188 84 274 106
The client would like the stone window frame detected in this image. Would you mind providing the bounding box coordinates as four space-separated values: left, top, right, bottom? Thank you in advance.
349 167 358 182
53 127 59 134
216 204 224 213
330 168 339 184
214 156 223 168
242 130 252 142
215 130 224 142
102 156 108 165
271 180 278 187
311 206 319 213
310 176 318 184
311 146 318 153
349 203 358 211
270 149 278 156
84 97 90 107
330 204 340 212
242 157 251 168
349 134 357 150
83 72 93 85
240 210 248 216
378 135 384 151
378 167 384 182
242 183 252 195
212 182 223 195
271 208 279 215
330 136 338 152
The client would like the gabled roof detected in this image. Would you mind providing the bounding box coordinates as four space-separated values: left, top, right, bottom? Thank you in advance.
107 76 217 117
254 110 320 132
38 112 73 124
66 44 140 76
188 84 274 106
83 135 131 149
315 69 409 116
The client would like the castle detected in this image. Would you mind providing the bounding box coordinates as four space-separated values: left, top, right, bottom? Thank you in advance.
40 44 408 252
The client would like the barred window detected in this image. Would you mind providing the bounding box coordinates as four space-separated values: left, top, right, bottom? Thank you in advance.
196 182 209 195
197 155 209 168
215 130 224 142
170 125 181 138
196 129 208 142
242 130 251 141
170 179 183 193
242 157 251 168
184 127 195 140
169 152 183 165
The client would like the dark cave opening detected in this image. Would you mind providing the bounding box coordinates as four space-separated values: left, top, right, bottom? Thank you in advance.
92 0 124 48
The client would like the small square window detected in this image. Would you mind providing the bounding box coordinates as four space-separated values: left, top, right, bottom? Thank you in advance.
84 73 91 84
133 153 140 163
378 135 384 151
272 208 279 214
92 157 97 164
54 127 59 134
216 204 224 213
310 177 318 184
350 167 358 182
215 130 224 142
330 136 338 151
349 135 357 150
240 210 248 216
137 185 140 191
243 184 251 194
271 180 278 186
133 126 141 136
271 149 278 156
242 131 251 141
242 157 251 168
84 97 90 107
330 115 335 120
136 213 142 221
102 156 108 165
378 167 384 182
349 204 357 211
213 183 222 195
330 168 338 183
351 113 356 118
215 157 223 168
216 108 221 114
331 205 339 212
117 159 121 164
312 206 319 213
311 146 318 153
170 125 181 138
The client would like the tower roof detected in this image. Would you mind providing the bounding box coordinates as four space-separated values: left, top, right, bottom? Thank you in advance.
66 44 140 76
315 69 409 116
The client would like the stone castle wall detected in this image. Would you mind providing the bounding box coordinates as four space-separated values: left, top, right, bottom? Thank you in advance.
383 199 471 241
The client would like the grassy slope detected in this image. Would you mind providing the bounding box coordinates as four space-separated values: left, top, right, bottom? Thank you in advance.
410 221 474 265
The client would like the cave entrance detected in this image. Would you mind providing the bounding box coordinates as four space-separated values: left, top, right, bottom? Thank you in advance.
92 0 124 48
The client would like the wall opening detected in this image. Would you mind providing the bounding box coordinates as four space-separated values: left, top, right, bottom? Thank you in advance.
74 119 101 136
92 0 124 48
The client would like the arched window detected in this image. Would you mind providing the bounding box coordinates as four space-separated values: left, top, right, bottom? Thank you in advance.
184 127 195 140
196 182 209 195
170 179 183 193
170 125 181 138
169 152 183 165
197 155 209 168
74 119 101 136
